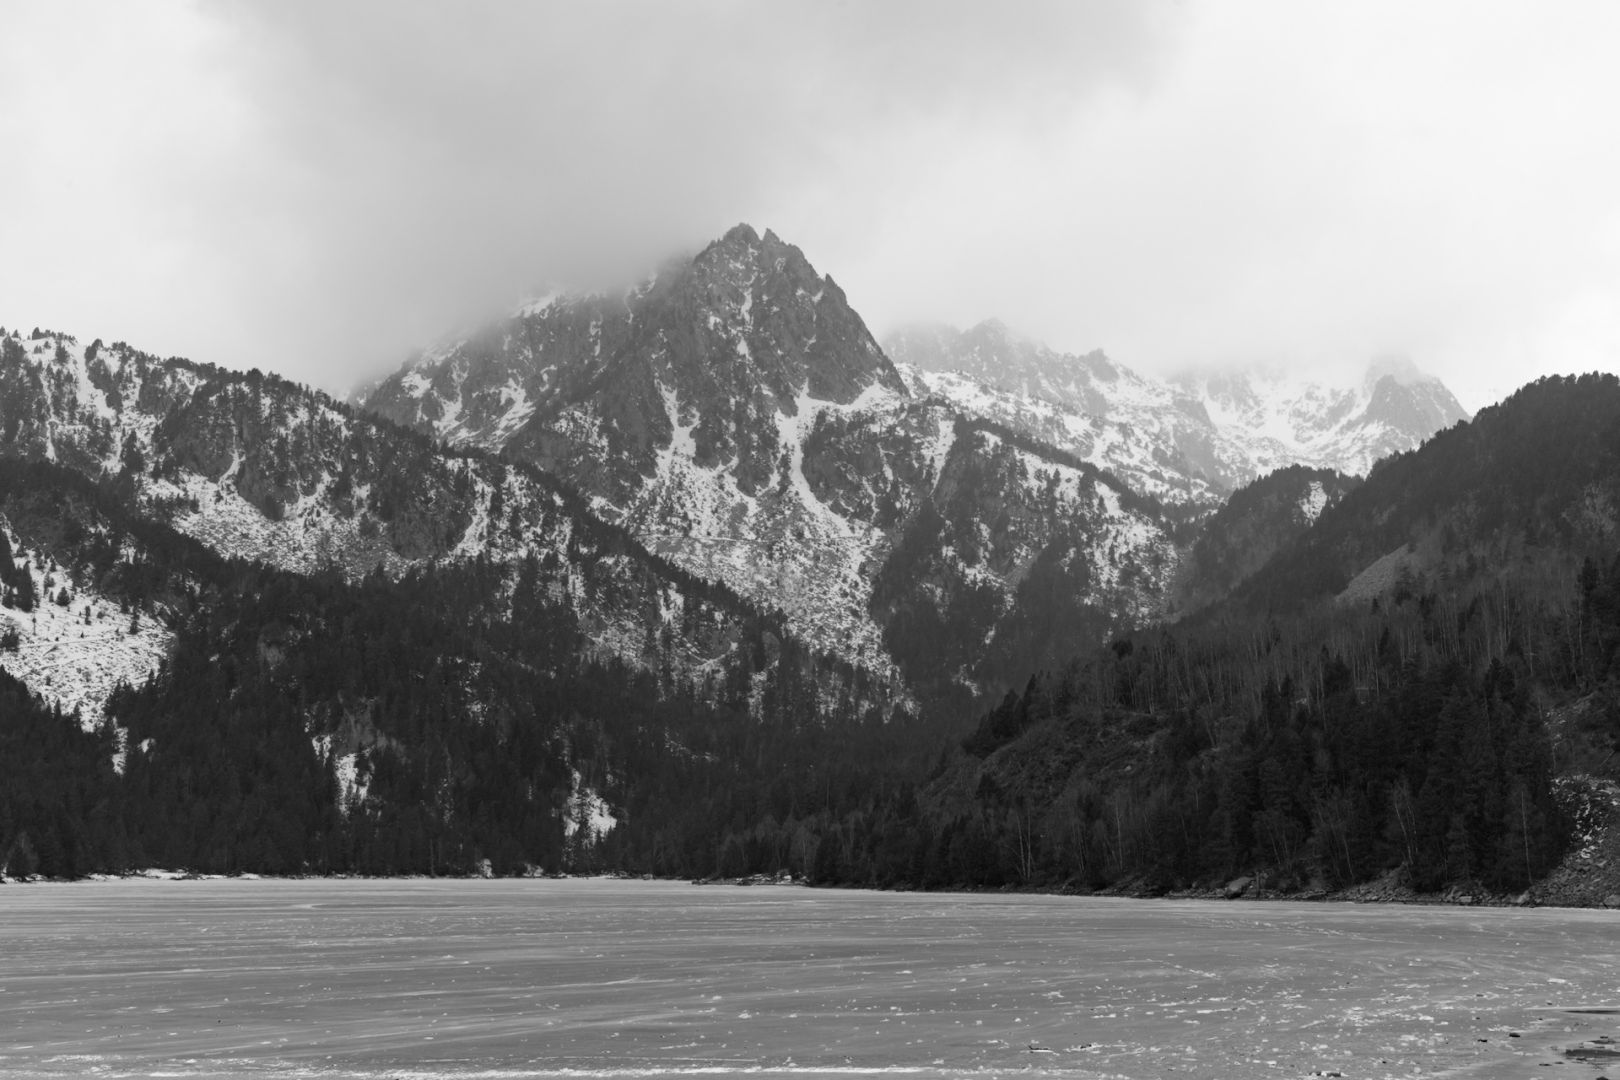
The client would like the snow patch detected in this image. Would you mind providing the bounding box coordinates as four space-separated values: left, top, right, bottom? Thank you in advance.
0 524 173 730
1300 480 1329 523
563 770 617 841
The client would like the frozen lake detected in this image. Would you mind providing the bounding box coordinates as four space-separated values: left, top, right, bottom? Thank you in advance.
2 879 1619 1079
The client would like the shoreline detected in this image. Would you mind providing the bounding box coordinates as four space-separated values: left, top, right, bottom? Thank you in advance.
6 866 1619 910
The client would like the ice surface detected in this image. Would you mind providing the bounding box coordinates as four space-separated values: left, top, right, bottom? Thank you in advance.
3 880 1619 1079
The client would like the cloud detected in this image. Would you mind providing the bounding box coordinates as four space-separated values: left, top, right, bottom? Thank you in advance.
0 0 1170 391
828 3 1620 409
4 1 1617 410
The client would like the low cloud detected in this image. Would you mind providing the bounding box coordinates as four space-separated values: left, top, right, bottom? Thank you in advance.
0 1 1172 391
4 2 1617 408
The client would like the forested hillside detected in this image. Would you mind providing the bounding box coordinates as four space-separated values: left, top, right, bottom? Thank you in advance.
1230 374 1620 615
0 457 914 878
0 342 1608 899
695 377 1620 895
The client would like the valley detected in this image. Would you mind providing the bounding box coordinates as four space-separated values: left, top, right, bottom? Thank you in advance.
0 227 1610 911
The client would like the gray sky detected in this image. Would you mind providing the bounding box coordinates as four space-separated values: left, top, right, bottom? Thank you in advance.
3 1 1618 410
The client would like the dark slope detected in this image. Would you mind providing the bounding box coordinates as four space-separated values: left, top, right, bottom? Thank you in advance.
0 456 925 877
1232 374 1620 616
870 416 1184 718
0 663 122 879
1170 464 1361 617
767 376 1620 896
0 326 904 719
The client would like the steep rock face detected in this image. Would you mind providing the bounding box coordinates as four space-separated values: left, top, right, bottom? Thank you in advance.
368 225 907 502
365 227 925 678
885 321 1470 503
871 420 1180 712
892 364 1231 508
0 327 895 722
363 230 1185 717
1174 362 1470 480
886 318 1119 417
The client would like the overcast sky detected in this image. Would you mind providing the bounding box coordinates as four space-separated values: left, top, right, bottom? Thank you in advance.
3 1 1618 410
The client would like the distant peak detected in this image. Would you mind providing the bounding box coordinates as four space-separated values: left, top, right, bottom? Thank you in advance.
890 320 960 338
1364 354 1432 389
722 222 761 246
963 318 1027 348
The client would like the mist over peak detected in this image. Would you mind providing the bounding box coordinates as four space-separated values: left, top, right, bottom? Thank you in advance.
1364 354 1435 389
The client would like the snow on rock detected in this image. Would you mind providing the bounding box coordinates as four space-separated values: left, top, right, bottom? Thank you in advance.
899 363 1231 510
629 377 912 691
563 769 617 842
888 322 1469 502
1300 480 1329 524
0 523 172 729
0 329 783 709
313 733 370 811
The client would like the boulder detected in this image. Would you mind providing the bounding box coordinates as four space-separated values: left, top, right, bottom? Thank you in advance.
1602 894 1620 908
1224 876 1252 899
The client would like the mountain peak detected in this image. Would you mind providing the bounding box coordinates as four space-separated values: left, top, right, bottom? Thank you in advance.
893 323 1474 489
1363 354 1433 390
363 223 907 500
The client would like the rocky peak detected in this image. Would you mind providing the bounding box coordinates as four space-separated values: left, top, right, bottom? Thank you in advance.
892 319 1475 497
658 223 906 410
1357 371 1469 437
885 319 1118 417
365 225 906 476
1362 354 1429 390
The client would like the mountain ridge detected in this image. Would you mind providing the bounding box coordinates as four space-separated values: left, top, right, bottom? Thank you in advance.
0 324 905 727
885 318 1470 499
361 229 1186 715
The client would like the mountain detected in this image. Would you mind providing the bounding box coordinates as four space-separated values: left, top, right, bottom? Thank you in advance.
1168 464 1361 617
1177 356 1472 480
366 226 913 672
0 325 899 713
362 227 1184 717
884 320 1470 503
0 258 1607 898
0 324 917 835
886 319 1235 506
0 451 914 878
804 375 1620 897
0 322 930 878
1227 372 1620 618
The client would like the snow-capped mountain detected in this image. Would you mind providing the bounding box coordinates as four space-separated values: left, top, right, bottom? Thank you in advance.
1177 355 1471 480
0 325 899 725
363 226 1185 714
885 320 1469 502
367 225 916 674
